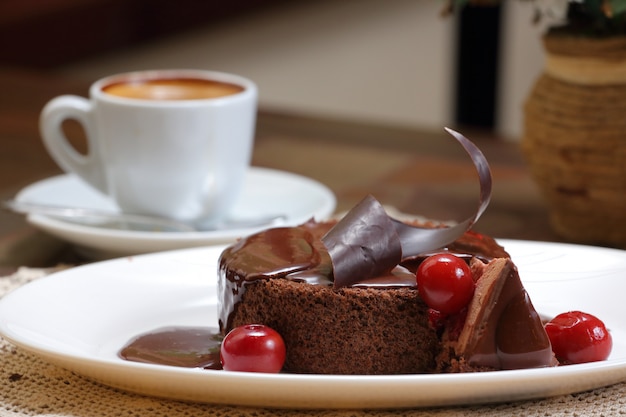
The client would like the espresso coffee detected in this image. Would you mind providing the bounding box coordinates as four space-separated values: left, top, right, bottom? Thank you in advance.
102 78 244 100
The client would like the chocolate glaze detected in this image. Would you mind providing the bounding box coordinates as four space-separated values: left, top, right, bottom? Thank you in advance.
218 222 501 313
219 222 333 331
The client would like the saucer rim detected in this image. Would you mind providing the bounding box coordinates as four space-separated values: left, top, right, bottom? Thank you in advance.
15 167 336 257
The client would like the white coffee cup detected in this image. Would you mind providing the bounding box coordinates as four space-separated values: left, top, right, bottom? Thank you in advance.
39 69 257 227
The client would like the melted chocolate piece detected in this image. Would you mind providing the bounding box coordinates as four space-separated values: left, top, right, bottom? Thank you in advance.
119 326 223 369
454 259 555 370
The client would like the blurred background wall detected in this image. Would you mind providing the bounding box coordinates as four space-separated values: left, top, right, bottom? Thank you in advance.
1 0 550 141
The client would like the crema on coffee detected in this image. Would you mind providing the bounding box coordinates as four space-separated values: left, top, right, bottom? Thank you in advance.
102 78 244 100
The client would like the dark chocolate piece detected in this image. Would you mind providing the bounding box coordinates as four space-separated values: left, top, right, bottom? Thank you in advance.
323 128 493 288
322 195 402 289
455 258 555 369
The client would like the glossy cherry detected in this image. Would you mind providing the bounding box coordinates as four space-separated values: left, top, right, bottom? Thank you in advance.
220 324 286 373
545 311 612 364
416 253 474 314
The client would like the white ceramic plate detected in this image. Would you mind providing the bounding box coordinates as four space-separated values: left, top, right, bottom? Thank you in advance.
0 240 625 409
14 167 336 258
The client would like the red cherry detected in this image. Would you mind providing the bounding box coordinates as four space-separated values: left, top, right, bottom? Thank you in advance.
220 324 286 372
416 254 474 314
545 311 612 364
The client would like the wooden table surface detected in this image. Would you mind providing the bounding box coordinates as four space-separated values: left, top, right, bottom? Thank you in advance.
0 67 561 270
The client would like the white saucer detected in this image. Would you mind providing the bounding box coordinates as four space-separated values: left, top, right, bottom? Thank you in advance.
15 167 336 258
0 240 625 408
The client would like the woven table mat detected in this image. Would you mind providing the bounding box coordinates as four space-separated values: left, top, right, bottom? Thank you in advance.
1 268 625 416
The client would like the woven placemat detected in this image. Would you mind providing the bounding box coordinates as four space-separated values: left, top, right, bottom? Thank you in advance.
1 267 625 416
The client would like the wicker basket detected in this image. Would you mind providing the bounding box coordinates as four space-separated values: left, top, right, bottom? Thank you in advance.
521 35 626 248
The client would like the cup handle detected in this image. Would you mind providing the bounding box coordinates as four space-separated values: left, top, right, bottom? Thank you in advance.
39 95 107 194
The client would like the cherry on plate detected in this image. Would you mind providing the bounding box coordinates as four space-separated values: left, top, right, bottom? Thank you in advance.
545 311 612 365
220 324 286 373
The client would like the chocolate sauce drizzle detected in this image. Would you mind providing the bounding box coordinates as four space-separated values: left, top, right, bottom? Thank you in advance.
119 326 223 369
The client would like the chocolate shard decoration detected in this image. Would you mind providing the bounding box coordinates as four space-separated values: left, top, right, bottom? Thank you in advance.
393 127 492 256
322 195 402 289
322 128 492 288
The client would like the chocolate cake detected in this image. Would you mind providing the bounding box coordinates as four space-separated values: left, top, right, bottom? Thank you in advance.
217 128 556 375
217 216 555 374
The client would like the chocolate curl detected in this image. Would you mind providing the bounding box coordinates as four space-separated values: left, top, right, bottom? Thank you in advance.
392 127 492 257
322 195 402 289
323 128 492 288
